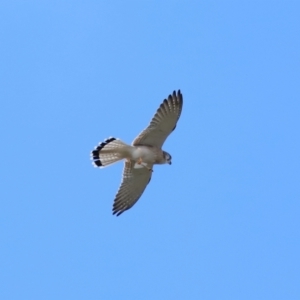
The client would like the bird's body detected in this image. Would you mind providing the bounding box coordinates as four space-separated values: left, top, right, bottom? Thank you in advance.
131 145 167 166
91 90 183 216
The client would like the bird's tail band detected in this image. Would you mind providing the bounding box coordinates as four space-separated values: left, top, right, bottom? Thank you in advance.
91 137 130 168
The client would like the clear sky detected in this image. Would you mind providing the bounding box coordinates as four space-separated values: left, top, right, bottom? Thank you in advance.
1 1 299 299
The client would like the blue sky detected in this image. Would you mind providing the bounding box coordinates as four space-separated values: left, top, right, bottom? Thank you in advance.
1 1 299 299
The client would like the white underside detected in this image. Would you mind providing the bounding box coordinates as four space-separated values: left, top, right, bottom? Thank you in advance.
130 146 156 163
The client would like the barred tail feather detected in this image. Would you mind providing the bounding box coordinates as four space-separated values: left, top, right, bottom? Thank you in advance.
91 137 130 168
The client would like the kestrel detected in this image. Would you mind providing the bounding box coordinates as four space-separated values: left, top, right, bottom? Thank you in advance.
91 90 183 216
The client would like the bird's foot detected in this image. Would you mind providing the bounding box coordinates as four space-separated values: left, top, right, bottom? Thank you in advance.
137 158 153 172
147 166 153 172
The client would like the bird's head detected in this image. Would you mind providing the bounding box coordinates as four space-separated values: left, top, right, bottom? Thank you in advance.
163 151 172 165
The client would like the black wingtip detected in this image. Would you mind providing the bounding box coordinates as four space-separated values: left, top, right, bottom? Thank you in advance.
176 89 183 104
170 89 182 99
112 209 124 217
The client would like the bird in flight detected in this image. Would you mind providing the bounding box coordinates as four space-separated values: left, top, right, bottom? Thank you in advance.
90 90 183 216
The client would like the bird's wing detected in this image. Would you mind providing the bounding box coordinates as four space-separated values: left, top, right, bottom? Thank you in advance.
112 160 153 216
132 90 183 148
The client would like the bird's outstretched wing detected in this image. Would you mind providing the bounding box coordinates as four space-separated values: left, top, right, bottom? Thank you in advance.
132 90 183 148
112 160 153 216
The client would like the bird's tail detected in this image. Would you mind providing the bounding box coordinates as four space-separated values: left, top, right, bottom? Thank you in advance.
90 137 131 168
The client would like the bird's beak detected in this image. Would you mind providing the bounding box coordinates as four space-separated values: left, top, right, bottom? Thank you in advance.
169 161 172 165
